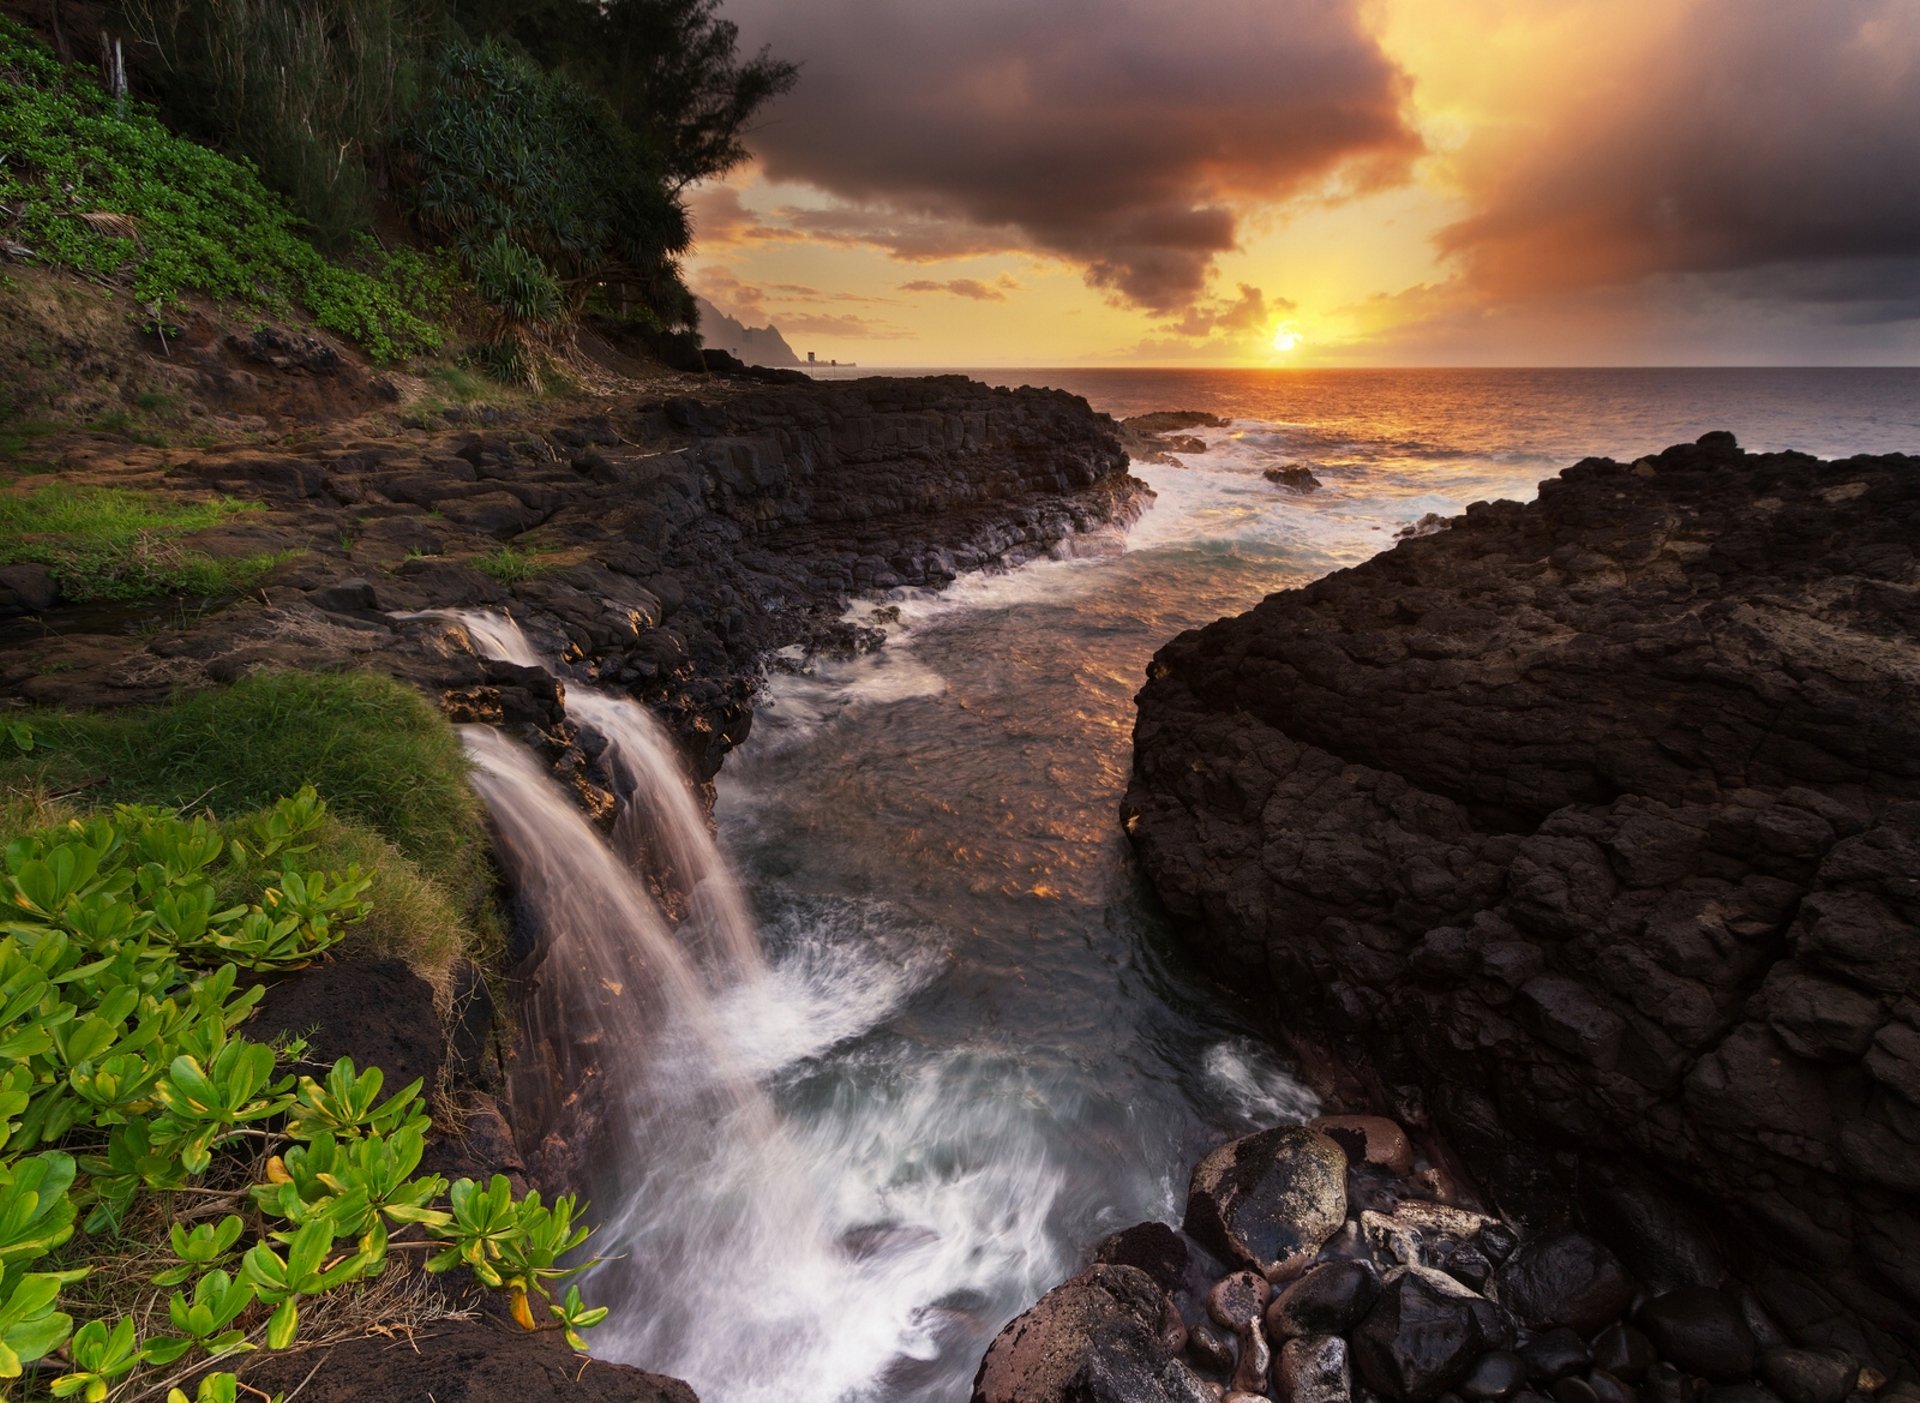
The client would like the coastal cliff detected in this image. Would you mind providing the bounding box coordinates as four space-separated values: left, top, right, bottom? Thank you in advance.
1123 433 1920 1371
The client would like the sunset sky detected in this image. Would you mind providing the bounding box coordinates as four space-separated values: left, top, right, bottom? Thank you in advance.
684 0 1920 368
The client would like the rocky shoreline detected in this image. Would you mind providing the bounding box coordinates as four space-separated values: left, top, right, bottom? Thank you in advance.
3 373 1146 788
977 1110 1906 1403
1122 433 1920 1379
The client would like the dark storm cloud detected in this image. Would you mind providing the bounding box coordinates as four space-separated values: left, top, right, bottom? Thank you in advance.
1439 0 1920 319
721 0 1420 313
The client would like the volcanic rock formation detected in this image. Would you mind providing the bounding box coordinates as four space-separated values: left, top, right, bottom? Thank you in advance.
1124 433 1920 1370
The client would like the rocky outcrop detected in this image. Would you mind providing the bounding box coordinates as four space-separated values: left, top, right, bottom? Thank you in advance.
977 1112 1890 1403
2 375 1145 782
1124 434 1920 1370
1121 410 1225 465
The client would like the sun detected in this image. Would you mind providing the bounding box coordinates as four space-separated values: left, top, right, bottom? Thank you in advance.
1271 325 1302 353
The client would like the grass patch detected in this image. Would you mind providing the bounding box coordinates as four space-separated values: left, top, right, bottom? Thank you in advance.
430 362 489 402
0 481 289 599
471 544 556 585
0 670 496 982
0 670 483 894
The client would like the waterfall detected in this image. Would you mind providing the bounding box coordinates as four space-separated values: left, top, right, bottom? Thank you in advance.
433 608 1042 1403
563 688 763 984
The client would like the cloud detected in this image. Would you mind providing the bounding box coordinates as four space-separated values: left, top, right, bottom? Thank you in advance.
1159 282 1287 338
777 311 916 341
899 278 1008 301
1435 0 1920 322
720 0 1420 312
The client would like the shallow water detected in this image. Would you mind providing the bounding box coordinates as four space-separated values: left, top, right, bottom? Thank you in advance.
510 369 1920 1403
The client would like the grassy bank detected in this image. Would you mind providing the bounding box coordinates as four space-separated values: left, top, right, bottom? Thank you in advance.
0 670 496 985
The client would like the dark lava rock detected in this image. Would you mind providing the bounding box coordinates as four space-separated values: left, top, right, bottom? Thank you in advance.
1278 1334 1354 1403
1184 1126 1349 1276
1124 436 1920 1363
0 563 59 615
974 1264 1210 1403
1095 1221 1190 1294
1187 1321 1235 1374
1588 1370 1641 1403
1123 411 1228 434
1591 1325 1657 1383
1494 1233 1634 1335
1461 1352 1529 1400
1269 1261 1381 1339
252 959 444 1092
1518 1330 1591 1384
1477 1226 1518 1265
1644 1366 1695 1403
1311 1114 1416 1176
1757 1349 1857 1403
1265 465 1322 493
1209 1271 1273 1329
1639 1289 1757 1382
308 576 380 613
1352 1266 1505 1401
1554 1380 1601 1403
1703 1389 1780 1403
241 1318 695 1402
1447 1246 1494 1293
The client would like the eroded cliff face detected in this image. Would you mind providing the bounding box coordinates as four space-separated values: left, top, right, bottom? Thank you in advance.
1124 433 1920 1366
3 374 1146 781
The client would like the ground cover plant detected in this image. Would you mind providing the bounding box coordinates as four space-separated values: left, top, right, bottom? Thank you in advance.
0 672 594 1398
0 19 441 363
0 793 605 1401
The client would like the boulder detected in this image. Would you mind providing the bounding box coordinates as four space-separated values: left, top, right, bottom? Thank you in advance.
1184 1127 1350 1276
1277 1335 1353 1403
1264 465 1322 493
973 1264 1210 1403
1493 1233 1635 1335
1208 1271 1273 1329
1639 1289 1757 1382
1311 1115 1416 1176
1269 1261 1381 1339
1757 1350 1857 1403
1351 1266 1505 1401
1094 1221 1190 1294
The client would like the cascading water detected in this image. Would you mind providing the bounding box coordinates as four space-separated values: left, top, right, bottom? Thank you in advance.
441 609 1072 1403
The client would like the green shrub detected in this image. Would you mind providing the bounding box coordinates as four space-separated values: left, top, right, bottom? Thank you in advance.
401 36 695 348
0 18 441 362
116 0 437 250
0 483 289 601
0 795 606 1397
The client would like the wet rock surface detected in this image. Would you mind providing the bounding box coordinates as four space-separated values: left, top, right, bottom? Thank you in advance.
1124 435 1920 1368
3 376 1145 786
241 1318 698 1403
979 1115 1903 1403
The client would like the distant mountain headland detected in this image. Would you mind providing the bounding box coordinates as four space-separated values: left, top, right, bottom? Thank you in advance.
693 295 802 368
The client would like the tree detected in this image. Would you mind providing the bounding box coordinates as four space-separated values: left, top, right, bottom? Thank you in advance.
448 0 798 190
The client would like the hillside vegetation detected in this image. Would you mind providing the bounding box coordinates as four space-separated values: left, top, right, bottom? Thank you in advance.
0 0 793 384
